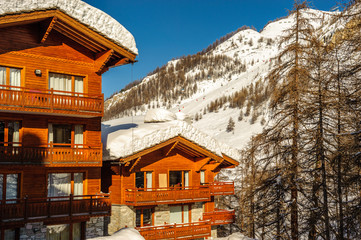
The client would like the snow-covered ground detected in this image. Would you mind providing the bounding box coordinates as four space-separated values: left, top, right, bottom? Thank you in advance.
91 228 144 240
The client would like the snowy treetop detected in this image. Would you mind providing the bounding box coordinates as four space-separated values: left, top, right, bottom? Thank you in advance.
102 109 241 161
0 0 138 55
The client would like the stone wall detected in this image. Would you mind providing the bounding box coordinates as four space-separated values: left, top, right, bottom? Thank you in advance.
108 204 135 234
86 217 105 238
20 222 46 240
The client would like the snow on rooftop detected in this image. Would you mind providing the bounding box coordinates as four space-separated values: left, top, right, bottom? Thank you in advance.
102 109 241 161
0 0 138 55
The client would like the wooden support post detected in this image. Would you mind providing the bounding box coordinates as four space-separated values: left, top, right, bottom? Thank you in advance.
129 157 141 172
69 194 73 217
166 141 178 156
89 195 93 215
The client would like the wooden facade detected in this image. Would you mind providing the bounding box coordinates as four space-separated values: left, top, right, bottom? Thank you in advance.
0 8 136 240
102 136 239 239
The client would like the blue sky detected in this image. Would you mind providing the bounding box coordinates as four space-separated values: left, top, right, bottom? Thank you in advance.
83 0 339 98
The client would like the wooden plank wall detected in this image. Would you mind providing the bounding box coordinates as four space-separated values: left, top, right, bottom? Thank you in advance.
0 112 101 148
0 23 101 95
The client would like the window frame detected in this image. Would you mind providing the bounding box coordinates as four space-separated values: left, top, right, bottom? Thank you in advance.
168 170 191 188
0 172 21 202
169 204 192 224
0 64 24 88
0 119 22 146
47 171 87 197
47 70 87 95
135 171 153 190
136 207 154 227
48 123 86 147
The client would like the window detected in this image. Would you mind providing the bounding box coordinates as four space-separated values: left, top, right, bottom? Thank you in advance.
48 124 84 147
136 208 153 227
47 223 82 240
169 205 190 224
0 173 19 202
49 73 84 94
200 170 206 185
0 66 21 89
0 120 21 146
1 228 19 240
135 172 152 189
169 171 189 188
48 173 84 198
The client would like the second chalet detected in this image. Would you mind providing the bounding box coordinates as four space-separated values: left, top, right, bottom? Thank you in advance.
102 109 239 240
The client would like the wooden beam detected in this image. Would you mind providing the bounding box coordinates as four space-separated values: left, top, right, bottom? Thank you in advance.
129 157 141 172
198 157 212 171
166 141 178 156
211 160 224 172
41 17 57 43
95 49 114 74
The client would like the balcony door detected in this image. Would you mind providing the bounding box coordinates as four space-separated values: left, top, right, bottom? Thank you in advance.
48 124 83 147
0 66 21 89
170 205 190 224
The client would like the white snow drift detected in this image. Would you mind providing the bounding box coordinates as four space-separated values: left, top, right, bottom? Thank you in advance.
0 0 138 55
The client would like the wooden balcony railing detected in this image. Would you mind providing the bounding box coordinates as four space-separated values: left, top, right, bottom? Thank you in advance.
0 144 102 166
208 182 235 196
124 182 234 206
0 194 111 227
202 209 235 225
136 221 211 240
124 186 211 206
0 85 103 117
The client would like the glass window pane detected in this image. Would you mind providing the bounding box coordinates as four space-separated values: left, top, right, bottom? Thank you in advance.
183 205 189 223
135 172 144 189
8 121 20 146
146 172 152 189
184 171 189 187
136 209 141 227
53 124 71 145
4 229 16 240
47 224 69 240
0 174 3 200
200 171 205 185
0 121 4 145
48 173 71 198
143 209 152 226
74 76 83 93
74 173 83 198
9 68 21 89
0 67 6 86
6 174 18 200
74 125 83 146
169 171 182 187
72 223 81 240
49 73 71 93
170 206 182 224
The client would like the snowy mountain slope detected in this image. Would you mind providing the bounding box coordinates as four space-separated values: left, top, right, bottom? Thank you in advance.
104 8 339 151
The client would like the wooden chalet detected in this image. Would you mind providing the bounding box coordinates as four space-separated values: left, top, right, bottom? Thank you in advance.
0 1 137 239
102 114 239 239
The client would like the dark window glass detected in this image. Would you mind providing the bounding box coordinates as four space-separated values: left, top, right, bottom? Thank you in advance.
136 209 141 227
169 171 182 187
143 209 152 226
0 121 4 145
136 172 144 189
53 124 71 145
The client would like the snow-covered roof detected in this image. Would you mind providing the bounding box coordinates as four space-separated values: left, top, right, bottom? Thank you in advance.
102 109 241 161
0 0 138 55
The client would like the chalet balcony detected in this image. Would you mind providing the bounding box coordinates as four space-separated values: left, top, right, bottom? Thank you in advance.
136 221 211 240
202 209 235 225
0 194 111 227
0 143 102 166
124 182 234 206
0 85 103 117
